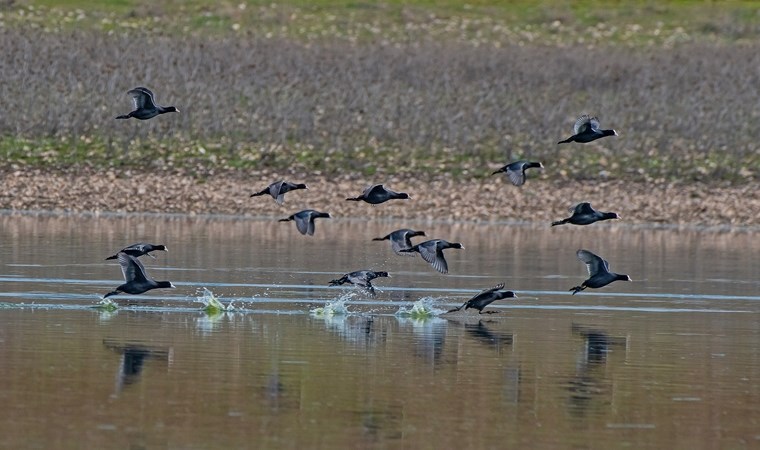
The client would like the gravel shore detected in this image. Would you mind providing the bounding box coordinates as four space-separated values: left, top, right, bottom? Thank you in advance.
1 168 758 228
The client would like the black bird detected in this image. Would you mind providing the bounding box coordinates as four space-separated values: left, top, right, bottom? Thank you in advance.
400 239 464 274
558 115 617 144
115 87 179 120
103 253 175 299
346 184 410 204
250 180 308 206
105 243 168 260
372 229 426 256
446 283 517 314
552 202 620 227
329 270 389 296
570 249 631 295
279 209 331 236
492 160 543 186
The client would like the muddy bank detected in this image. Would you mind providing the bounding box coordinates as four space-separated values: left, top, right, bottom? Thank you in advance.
1 168 758 228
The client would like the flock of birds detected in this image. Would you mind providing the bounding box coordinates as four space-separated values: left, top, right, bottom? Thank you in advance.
103 87 632 313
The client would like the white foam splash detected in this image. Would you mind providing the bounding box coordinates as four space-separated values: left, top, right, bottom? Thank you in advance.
94 297 119 311
395 297 448 319
197 287 236 313
311 292 356 317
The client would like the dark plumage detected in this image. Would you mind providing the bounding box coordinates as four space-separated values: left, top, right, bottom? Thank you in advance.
400 239 464 274
492 160 543 186
115 87 179 120
105 243 168 260
372 229 426 256
346 184 410 204
551 202 620 226
446 283 517 314
103 253 175 299
279 209 331 236
570 249 631 295
329 270 389 296
558 115 617 144
250 180 308 205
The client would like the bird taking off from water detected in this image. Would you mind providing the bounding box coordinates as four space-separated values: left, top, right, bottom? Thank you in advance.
446 283 517 314
570 249 631 295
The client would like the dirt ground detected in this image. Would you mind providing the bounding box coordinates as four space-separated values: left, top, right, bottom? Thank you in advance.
1 168 758 229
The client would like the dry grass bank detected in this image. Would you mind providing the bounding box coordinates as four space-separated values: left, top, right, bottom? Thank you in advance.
0 27 758 182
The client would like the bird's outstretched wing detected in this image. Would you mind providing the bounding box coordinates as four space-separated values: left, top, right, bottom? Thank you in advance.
418 243 448 274
128 87 156 110
505 164 526 186
117 252 150 283
573 115 592 134
572 202 594 215
576 249 607 276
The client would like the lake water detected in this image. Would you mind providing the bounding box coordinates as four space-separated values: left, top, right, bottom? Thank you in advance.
0 213 758 449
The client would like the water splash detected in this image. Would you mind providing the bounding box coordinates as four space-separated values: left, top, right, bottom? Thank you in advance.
311 292 355 317
196 287 235 314
395 297 448 319
93 297 119 312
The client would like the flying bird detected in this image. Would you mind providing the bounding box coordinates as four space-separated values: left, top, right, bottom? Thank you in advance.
492 160 544 186
558 115 617 144
346 184 410 204
551 202 620 226
372 229 426 256
250 180 308 205
329 270 389 296
103 253 175 298
400 239 464 274
279 209 331 236
570 249 631 295
105 243 168 260
115 87 179 120
446 283 517 314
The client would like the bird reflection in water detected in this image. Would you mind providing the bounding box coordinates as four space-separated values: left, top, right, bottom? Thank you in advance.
464 320 514 353
565 324 628 417
448 318 520 403
103 340 173 396
396 317 448 366
316 314 388 350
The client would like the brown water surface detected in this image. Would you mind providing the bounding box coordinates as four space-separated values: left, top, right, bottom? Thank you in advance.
0 214 758 449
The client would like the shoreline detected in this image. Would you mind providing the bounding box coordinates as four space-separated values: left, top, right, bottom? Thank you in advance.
2 208 759 234
1 168 758 231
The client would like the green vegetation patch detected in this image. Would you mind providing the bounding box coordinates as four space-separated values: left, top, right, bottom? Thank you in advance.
9 0 760 45
2 3 758 185
1 134 757 184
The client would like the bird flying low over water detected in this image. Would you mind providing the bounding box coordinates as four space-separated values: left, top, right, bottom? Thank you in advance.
372 229 426 256
492 160 544 186
551 202 620 226
570 249 631 295
279 209 331 236
250 180 308 206
105 243 168 260
400 239 464 274
558 115 617 144
346 184 410 204
116 87 179 120
446 283 517 314
103 253 175 299
329 270 390 296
